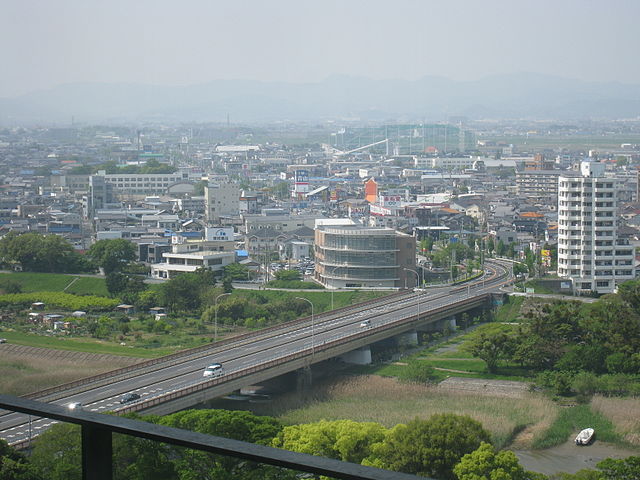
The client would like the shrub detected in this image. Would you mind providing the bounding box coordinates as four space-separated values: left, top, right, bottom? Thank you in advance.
0 292 119 311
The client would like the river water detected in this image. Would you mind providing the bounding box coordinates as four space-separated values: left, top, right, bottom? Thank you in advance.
515 439 639 476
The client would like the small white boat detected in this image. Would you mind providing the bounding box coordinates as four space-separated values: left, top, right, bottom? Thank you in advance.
575 428 595 445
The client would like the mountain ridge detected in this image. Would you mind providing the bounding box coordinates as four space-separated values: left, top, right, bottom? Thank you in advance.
1 73 639 124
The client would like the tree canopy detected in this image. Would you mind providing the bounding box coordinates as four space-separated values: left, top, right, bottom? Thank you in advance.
0 232 90 273
86 239 137 275
454 442 545 480
365 414 491 479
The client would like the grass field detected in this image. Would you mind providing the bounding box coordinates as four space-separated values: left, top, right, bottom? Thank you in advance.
0 331 176 358
0 272 108 296
592 395 640 445
495 295 525 322
532 404 621 449
262 375 557 449
0 348 141 396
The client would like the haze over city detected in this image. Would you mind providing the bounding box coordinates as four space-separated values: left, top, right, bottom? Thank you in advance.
2 0 640 96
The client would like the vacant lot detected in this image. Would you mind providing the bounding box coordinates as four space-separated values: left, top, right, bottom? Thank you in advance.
0 343 142 395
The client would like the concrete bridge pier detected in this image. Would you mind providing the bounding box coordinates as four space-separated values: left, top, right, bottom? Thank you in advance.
296 366 313 395
338 346 372 365
394 330 419 347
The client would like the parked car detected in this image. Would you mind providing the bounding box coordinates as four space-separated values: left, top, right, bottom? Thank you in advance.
120 393 140 404
0 338 6 344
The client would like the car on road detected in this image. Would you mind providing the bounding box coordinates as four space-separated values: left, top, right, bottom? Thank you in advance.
66 402 83 410
0 338 6 343
203 363 224 377
120 393 140 404
360 320 371 328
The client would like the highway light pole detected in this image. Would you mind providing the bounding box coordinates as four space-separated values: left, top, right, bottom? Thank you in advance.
295 297 314 357
214 293 231 343
404 268 420 321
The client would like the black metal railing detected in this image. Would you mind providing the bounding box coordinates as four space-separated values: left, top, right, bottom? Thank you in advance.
0 395 424 480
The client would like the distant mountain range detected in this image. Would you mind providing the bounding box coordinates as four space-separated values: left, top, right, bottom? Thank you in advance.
1 73 639 125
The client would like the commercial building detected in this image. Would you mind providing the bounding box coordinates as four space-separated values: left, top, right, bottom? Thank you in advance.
314 221 416 289
557 161 634 294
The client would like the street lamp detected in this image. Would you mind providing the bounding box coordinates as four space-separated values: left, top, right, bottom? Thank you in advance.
214 293 231 342
295 297 315 356
404 268 420 321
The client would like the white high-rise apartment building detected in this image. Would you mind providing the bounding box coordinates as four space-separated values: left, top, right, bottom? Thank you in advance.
557 161 634 294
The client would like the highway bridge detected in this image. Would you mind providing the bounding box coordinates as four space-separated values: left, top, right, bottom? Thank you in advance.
0 260 513 447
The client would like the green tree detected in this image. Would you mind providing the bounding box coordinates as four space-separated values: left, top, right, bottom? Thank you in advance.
454 442 545 480
86 239 137 275
274 269 301 281
486 238 495 255
496 240 506 257
223 263 250 281
273 419 387 464
398 361 436 384
597 455 640 480
0 439 41 480
366 414 491 480
0 232 89 273
464 326 515 373
29 423 82 480
105 272 146 299
157 273 211 313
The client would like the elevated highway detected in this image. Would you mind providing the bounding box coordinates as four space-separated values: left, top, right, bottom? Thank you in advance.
0 260 513 446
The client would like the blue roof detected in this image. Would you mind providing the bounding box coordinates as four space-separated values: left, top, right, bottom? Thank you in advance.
235 250 249 257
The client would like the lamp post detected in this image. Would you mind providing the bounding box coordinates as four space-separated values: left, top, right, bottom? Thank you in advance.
214 293 231 343
404 267 420 321
295 297 315 356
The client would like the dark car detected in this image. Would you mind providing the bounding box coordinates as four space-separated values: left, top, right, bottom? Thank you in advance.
120 393 140 404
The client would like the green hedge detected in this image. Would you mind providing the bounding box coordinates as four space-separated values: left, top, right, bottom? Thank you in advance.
0 292 120 311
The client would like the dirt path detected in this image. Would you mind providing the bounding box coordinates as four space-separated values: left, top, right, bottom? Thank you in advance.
437 376 530 398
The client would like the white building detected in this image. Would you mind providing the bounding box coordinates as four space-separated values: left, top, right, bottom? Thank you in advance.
150 250 235 279
557 161 634 294
95 171 191 195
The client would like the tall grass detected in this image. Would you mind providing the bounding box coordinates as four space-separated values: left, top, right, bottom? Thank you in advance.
591 395 640 445
265 375 557 449
532 404 620 449
0 350 140 395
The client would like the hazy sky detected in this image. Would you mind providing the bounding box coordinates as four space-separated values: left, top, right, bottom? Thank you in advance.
1 0 639 97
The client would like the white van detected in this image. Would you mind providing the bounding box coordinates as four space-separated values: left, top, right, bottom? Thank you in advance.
203 363 224 377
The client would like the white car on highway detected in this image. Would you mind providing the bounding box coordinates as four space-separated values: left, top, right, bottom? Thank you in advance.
203 363 224 378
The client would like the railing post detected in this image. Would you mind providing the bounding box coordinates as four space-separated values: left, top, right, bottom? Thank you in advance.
81 424 112 480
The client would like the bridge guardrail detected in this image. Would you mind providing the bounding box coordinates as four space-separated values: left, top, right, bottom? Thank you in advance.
23 290 412 401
